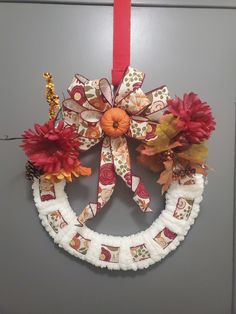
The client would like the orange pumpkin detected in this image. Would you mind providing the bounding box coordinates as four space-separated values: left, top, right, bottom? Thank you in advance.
100 108 130 137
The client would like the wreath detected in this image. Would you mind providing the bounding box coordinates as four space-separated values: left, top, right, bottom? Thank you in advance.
20 67 215 271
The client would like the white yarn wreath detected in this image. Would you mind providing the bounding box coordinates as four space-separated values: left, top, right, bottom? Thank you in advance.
32 174 204 271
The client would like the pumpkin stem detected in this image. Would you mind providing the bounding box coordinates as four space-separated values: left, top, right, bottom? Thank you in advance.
113 121 119 129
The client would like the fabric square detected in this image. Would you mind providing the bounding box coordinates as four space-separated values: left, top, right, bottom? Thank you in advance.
153 227 177 249
39 177 56 201
47 210 68 233
99 245 120 263
173 197 194 220
130 244 151 262
178 177 196 185
69 233 91 255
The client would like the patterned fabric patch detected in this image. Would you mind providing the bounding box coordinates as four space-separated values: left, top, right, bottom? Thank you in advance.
68 76 95 110
78 137 116 225
153 227 177 249
111 136 151 212
77 110 103 139
117 88 150 115
115 67 144 105
130 244 151 262
174 197 194 220
145 86 169 121
84 79 111 112
79 137 100 151
39 177 56 202
99 245 120 263
69 233 91 255
178 176 196 185
62 99 84 127
47 210 68 233
127 118 157 141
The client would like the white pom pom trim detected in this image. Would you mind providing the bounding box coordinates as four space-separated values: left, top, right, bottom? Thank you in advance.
32 174 204 271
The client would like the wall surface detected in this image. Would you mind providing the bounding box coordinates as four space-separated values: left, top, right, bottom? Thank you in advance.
0 2 235 314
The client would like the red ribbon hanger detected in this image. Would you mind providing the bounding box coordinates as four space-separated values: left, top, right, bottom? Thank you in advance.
112 0 131 87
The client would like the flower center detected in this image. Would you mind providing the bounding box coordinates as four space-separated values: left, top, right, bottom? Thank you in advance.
43 140 61 154
100 108 130 137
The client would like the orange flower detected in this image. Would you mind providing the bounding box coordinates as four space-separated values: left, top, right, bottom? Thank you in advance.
44 160 91 183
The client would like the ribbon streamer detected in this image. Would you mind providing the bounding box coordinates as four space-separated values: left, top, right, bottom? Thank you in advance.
63 66 169 225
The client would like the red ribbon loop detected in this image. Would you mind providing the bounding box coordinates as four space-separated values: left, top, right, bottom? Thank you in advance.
112 0 131 86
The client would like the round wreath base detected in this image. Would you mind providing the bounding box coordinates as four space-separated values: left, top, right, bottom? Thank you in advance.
32 174 204 271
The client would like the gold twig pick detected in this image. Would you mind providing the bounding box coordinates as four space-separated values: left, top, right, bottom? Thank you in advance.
43 72 60 120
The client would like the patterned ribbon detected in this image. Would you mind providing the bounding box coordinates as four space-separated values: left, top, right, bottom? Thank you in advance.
63 66 170 225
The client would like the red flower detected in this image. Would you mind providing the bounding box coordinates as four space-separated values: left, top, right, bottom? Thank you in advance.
167 93 216 144
163 227 177 240
99 163 116 186
21 120 80 173
135 181 149 199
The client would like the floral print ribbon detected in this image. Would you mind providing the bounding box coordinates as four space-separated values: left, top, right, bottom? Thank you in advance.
63 66 169 225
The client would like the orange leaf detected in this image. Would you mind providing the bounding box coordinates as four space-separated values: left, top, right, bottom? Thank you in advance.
137 153 164 172
157 160 174 193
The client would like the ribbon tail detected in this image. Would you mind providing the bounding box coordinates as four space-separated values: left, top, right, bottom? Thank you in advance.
77 136 116 225
110 136 152 213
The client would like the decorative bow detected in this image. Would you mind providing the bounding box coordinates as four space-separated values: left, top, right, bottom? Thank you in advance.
63 67 169 225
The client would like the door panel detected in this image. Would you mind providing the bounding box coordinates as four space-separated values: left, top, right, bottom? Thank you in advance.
0 3 235 314
2 0 236 8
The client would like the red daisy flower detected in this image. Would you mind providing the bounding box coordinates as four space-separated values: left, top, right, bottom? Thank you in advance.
21 120 80 173
167 92 216 144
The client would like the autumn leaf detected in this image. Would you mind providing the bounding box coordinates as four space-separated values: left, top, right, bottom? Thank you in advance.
137 151 164 172
191 163 209 176
158 114 181 139
147 114 182 154
157 159 174 193
177 143 208 163
136 143 155 156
